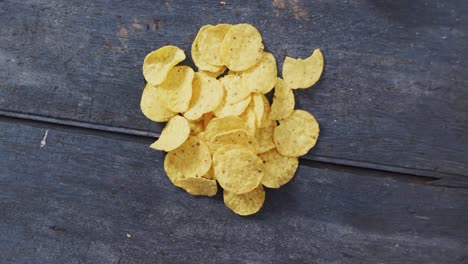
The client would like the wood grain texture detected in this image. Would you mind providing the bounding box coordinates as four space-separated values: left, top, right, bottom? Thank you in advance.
0 0 467 180
1 118 467 264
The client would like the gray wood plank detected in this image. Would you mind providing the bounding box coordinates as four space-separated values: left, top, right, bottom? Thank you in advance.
0 0 467 179
1 118 467 264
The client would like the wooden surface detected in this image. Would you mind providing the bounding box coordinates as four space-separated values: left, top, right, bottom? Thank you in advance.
0 0 467 183
1 117 467 264
1 0 468 263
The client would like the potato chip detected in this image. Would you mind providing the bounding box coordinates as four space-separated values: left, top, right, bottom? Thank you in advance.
239 105 257 136
203 112 215 129
255 119 276 153
242 52 277 94
213 148 264 194
219 74 251 104
259 94 271 127
209 129 258 155
188 119 204 136
204 115 246 141
198 24 232 66
273 110 320 157
140 84 177 122
175 177 217 197
269 77 295 120
220 24 264 71
259 148 298 188
282 49 324 89
164 136 212 184
184 73 224 120
213 95 251 118
143 45 186 85
251 93 264 128
212 144 246 163
192 25 225 73
200 67 227 78
224 185 265 216
157 66 194 113
150 115 190 151
200 167 214 179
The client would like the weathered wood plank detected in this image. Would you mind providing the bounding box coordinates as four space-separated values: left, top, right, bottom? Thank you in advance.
0 0 467 179
1 118 467 264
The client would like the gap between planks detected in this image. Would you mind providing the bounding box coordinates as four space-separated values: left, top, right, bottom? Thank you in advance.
0 109 464 188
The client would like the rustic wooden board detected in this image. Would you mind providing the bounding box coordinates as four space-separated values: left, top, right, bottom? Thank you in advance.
1 117 467 264
0 0 467 180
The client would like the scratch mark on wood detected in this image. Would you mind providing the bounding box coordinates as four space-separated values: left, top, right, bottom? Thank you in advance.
40 129 49 148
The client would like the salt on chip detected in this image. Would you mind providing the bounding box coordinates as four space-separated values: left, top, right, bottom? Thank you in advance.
213 148 264 194
220 23 264 71
175 177 217 197
213 95 251 118
150 115 190 151
220 74 251 104
184 73 224 120
192 25 225 73
224 185 265 216
140 84 177 122
269 77 295 120
282 49 324 89
198 24 232 66
157 66 194 113
259 148 298 188
209 129 258 155
242 52 277 94
255 119 276 154
205 116 246 141
273 110 320 157
164 136 212 184
143 45 185 85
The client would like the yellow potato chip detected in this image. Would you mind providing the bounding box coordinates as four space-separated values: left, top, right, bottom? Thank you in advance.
150 115 190 151
259 94 271 127
164 136 212 184
251 93 264 128
242 52 277 94
259 148 298 188
143 45 186 85
192 25 225 73
273 110 320 157
157 66 194 113
140 84 177 122
220 24 264 71
197 131 206 141
239 104 257 136
255 119 276 153
184 73 224 120
188 119 204 136
209 129 258 155
282 49 324 89
200 67 227 78
213 148 264 194
203 112 215 130
212 144 246 163
213 95 251 118
269 77 295 120
198 24 232 66
204 115 246 141
219 74 251 104
175 177 217 197
224 185 265 216
200 167 214 179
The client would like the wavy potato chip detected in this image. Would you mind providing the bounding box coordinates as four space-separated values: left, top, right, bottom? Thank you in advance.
224 185 265 216
143 45 185 85
198 24 232 66
140 84 177 122
157 66 194 113
184 73 224 120
150 115 190 152
192 25 225 73
213 95 251 118
213 148 264 194
205 115 246 141
259 148 298 188
242 52 277 94
164 136 212 184
175 177 217 197
220 74 251 104
269 78 295 120
200 67 227 78
221 24 264 71
273 110 320 157
239 104 257 136
209 129 258 155
282 49 324 89
255 119 276 153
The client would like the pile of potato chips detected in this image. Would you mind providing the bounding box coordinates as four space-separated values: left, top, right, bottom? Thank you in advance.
140 23 323 216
